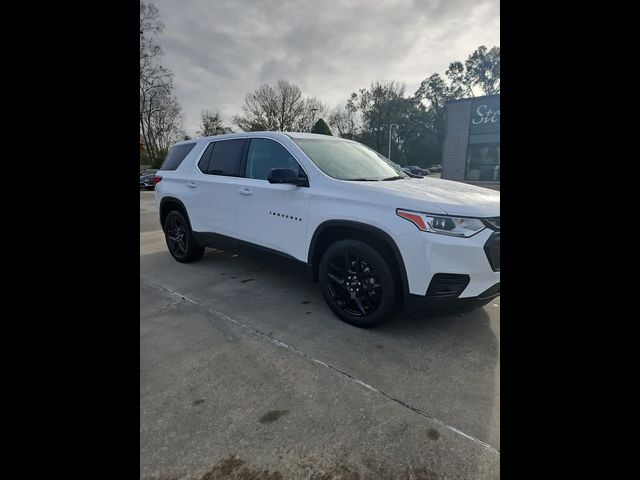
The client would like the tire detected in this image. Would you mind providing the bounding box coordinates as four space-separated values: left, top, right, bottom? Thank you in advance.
163 210 205 263
319 239 397 328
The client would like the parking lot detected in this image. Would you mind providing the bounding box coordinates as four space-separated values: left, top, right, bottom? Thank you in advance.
140 190 500 479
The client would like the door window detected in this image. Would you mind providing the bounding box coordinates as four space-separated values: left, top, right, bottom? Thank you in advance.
204 139 247 176
245 139 303 180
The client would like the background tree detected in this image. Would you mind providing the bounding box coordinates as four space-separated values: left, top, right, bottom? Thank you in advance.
444 61 474 98
140 2 162 75
329 94 359 139
330 45 499 168
396 98 441 167
197 110 233 136
440 45 500 98
294 97 327 132
464 45 500 95
413 72 459 160
343 81 412 161
310 118 333 135
139 2 185 168
139 40 498 169
233 80 325 132
150 83 185 155
410 45 500 166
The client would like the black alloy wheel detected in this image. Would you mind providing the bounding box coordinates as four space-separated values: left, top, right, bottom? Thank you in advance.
319 239 396 328
163 210 205 263
326 251 383 317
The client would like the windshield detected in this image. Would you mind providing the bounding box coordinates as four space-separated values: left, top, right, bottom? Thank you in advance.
293 138 407 181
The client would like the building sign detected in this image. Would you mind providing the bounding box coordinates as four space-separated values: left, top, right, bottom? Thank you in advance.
469 95 500 135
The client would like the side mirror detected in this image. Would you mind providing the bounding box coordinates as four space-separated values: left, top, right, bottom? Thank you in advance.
267 168 306 186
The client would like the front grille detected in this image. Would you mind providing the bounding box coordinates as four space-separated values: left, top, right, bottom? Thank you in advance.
484 232 500 271
426 273 470 298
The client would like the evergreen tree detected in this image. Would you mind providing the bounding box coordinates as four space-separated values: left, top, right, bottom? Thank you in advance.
310 118 333 135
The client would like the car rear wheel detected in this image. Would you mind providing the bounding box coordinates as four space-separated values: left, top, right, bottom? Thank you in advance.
163 210 205 263
319 239 397 328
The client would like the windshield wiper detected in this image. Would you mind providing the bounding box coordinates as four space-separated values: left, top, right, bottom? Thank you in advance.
342 176 404 181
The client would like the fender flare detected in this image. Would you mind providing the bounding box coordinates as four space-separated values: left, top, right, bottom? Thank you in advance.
158 196 193 230
307 220 410 298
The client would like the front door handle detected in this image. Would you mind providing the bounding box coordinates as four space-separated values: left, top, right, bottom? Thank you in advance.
238 187 253 196
187 181 197 188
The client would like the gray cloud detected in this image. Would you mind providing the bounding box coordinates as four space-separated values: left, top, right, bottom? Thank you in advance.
152 0 499 135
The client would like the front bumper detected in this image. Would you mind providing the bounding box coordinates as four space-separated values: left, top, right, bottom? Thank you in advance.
395 226 500 299
405 282 500 312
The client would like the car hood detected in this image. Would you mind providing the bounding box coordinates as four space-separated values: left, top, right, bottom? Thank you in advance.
343 177 500 217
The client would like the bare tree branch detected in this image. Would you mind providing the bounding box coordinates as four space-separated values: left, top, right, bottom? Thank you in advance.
234 81 326 132
139 2 184 168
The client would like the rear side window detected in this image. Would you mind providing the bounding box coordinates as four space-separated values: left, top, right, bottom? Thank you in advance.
160 143 196 171
197 143 215 173
206 139 247 176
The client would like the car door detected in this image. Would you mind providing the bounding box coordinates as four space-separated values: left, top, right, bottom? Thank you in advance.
183 138 248 238
235 138 311 261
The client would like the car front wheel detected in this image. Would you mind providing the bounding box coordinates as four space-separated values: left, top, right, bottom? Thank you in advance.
319 239 397 328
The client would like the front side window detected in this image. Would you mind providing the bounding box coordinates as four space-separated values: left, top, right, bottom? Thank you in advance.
293 138 405 181
245 139 302 180
205 139 247 176
465 144 500 181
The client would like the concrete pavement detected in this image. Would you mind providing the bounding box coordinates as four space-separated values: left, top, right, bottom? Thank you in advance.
140 191 500 479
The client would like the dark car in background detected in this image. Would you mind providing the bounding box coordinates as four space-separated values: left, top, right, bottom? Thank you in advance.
140 169 158 190
401 167 423 178
405 165 431 176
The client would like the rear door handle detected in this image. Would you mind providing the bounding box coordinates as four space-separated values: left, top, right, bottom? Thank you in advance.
238 187 253 196
187 182 197 188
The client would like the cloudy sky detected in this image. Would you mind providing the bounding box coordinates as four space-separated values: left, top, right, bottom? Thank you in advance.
152 0 500 135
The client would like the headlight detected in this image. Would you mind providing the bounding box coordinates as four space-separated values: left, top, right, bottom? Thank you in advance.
396 209 486 238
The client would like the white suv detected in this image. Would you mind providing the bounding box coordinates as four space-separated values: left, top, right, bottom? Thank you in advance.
154 132 500 327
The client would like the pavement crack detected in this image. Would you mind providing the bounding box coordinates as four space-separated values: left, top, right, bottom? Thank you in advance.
139 299 184 317
140 278 500 455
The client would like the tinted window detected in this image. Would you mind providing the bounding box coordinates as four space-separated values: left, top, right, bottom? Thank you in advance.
245 139 302 180
206 139 246 176
198 143 215 173
466 144 500 181
161 143 196 171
